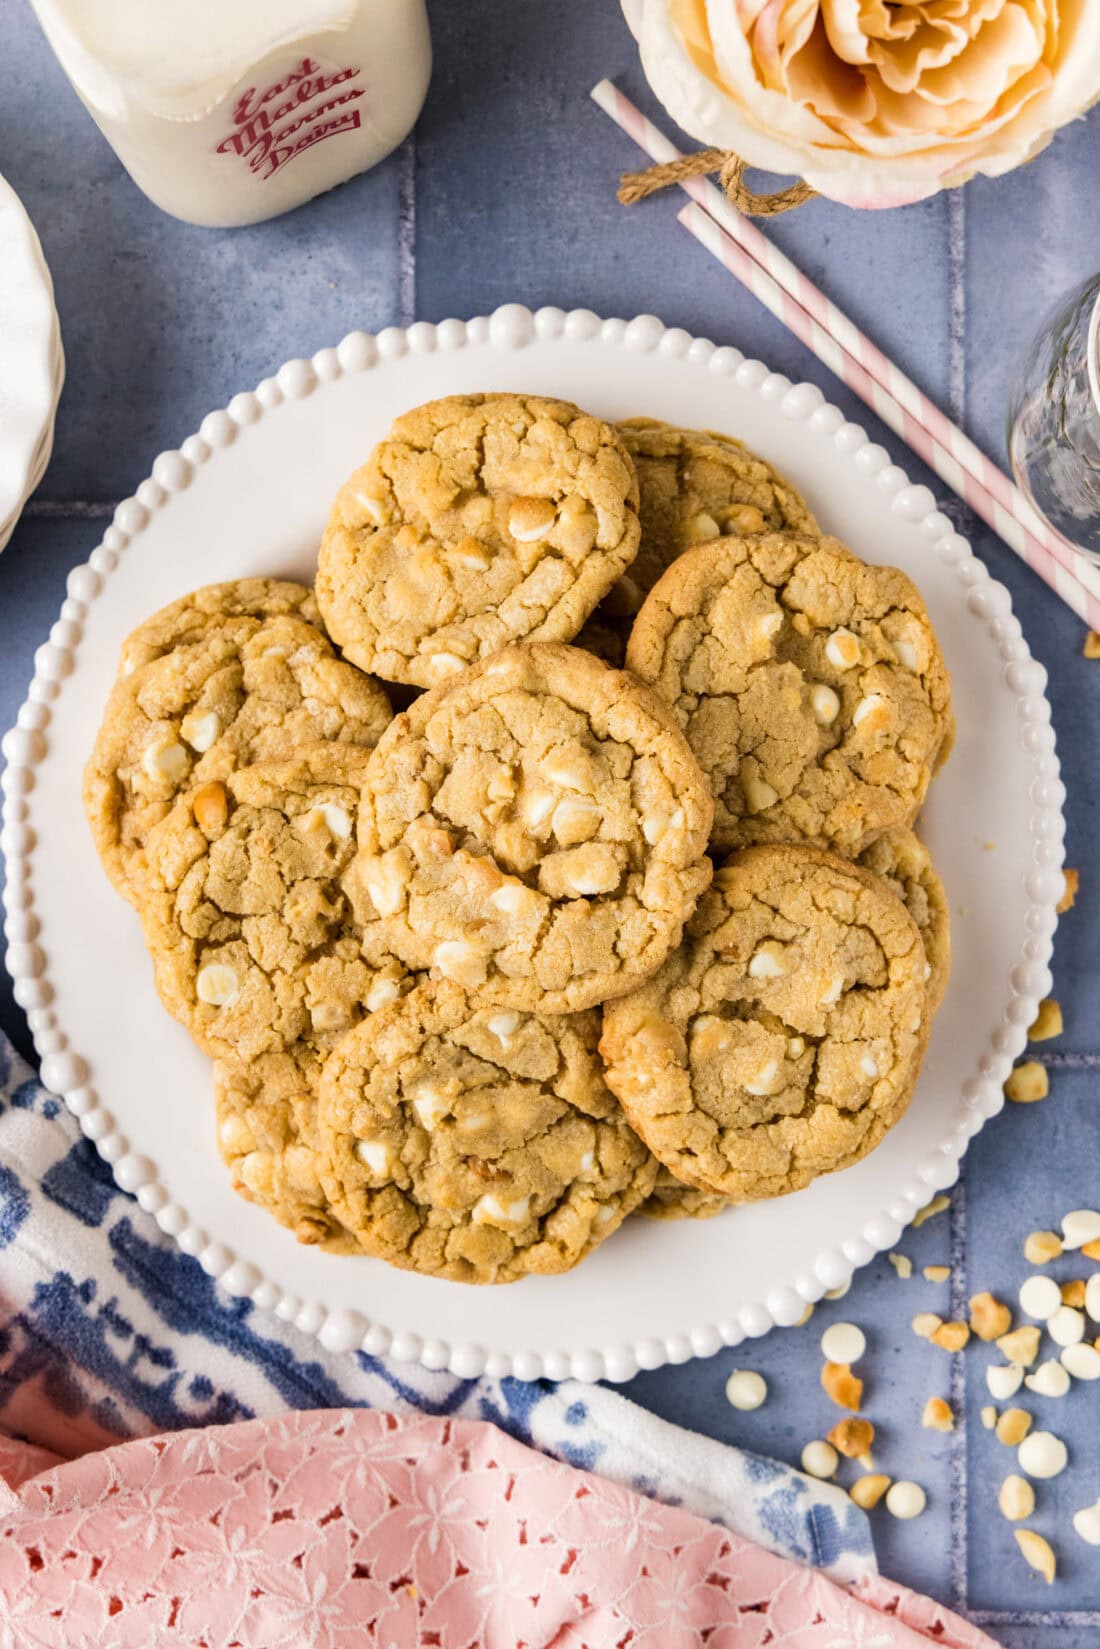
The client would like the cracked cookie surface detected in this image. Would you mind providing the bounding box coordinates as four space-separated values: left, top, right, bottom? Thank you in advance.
858 825 950 1014
354 643 714 1013
115 577 323 676
317 979 657 1283
316 394 641 688
626 533 953 854
599 844 930 1202
639 1167 732 1221
140 746 409 1244
85 608 392 903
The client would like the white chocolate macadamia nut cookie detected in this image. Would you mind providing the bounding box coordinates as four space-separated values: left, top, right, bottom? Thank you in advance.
600 844 930 1202
317 979 657 1283
626 533 953 854
316 394 642 688
354 643 714 1012
857 826 951 1014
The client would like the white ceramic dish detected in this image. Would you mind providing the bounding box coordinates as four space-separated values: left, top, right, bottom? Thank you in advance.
0 175 63 551
1 305 1065 1382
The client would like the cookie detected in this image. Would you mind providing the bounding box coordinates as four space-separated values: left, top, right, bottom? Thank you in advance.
85 610 391 902
115 578 323 677
140 747 409 1243
316 394 641 688
857 826 951 1013
611 418 817 619
317 979 657 1283
354 643 714 1013
639 1167 732 1221
599 844 930 1202
626 534 953 854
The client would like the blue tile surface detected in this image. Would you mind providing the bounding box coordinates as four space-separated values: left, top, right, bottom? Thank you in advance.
2 1 1099 1638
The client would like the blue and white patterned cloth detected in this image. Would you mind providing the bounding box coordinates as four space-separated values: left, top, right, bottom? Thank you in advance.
0 1031 874 1583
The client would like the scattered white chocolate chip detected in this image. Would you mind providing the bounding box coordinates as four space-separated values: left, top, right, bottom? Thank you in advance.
1048 1305 1086 1347
725 1370 768 1411
195 962 239 1009
852 692 887 729
1024 1230 1063 1265
1019 1274 1062 1321
757 610 783 642
363 852 410 918
987 1364 1024 1400
824 627 860 670
552 797 600 846
522 790 556 829
472 1193 530 1228
487 1012 521 1045
980 1405 998 1430
180 709 220 753
998 1474 1035 1522
412 1085 450 1132
889 1252 913 1280
142 736 189 785
1072 1500 1100 1545
1017 1430 1068 1479
1061 1341 1100 1380
809 683 840 725
1062 1209 1100 1250
366 976 401 1013
801 1441 838 1479
355 489 388 524
490 882 529 915
821 1322 866 1365
642 807 683 845
425 651 466 679
886 1481 926 1520
1014 1528 1056 1584
1025 1360 1071 1399
748 942 786 979
356 1139 393 1176
1085 1274 1100 1320
433 938 488 986
578 1150 594 1174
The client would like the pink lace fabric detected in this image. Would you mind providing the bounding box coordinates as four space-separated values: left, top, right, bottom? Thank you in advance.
0 1410 995 1648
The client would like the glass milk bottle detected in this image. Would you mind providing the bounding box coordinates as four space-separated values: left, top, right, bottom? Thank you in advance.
28 0 431 228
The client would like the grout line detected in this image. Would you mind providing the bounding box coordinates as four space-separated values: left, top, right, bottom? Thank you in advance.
965 1610 1100 1626
397 130 417 328
947 1177 969 1615
23 500 118 519
947 189 967 430
1034 1050 1100 1068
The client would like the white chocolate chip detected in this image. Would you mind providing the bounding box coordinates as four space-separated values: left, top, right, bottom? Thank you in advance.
748 942 786 980
819 974 844 1007
412 1084 450 1132
801 1441 838 1479
810 683 841 726
196 962 239 1009
425 652 466 679
743 775 779 814
487 1012 521 1044
745 1060 780 1097
522 789 556 828
852 692 888 728
885 1481 926 1520
1017 1430 1068 1479
642 807 683 846
455 542 491 570
1061 1209 1100 1249
1025 1360 1071 1398
860 1055 879 1079
472 1193 530 1228
1085 1273 1100 1321
304 802 352 840
824 628 860 670
180 710 220 753
1048 1305 1085 1346
986 1364 1024 1400
980 1405 998 1430
142 737 189 786
685 510 720 542
356 489 388 524
998 1475 1035 1522
356 1139 393 1175
787 1036 806 1058
508 496 557 542
1073 1501 1100 1545
310 1001 348 1034
725 1370 768 1411
490 882 530 915
366 977 400 1013
821 1322 866 1364
894 638 919 670
1019 1275 1062 1320
363 852 410 918
1062 1342 1100 1380
578 1150 595 1174
432 938 488 986
552 797 601 846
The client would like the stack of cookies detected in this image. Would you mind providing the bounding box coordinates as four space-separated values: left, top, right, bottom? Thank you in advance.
85 393 952 1284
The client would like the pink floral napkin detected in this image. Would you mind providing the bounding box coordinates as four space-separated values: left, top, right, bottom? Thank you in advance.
0 1409 996 1647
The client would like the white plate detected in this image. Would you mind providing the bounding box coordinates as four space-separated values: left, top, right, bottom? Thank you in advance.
0 175 64 551
1 306 1065 1382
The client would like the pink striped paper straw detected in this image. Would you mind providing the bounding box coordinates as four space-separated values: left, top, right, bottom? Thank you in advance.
591 78 1100 628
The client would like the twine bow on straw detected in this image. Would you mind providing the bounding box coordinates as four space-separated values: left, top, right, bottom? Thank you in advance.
619 149 816 217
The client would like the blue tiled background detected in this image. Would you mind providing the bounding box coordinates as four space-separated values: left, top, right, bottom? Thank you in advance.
1 3 1098 1639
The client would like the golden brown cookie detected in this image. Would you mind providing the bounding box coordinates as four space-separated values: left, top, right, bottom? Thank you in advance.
626 534 953 855
317 979 657 1283
140 746 409 1244
599 844 930 1202
316 394 641 688
84 608 391 903
354 643 714 1013
639 1167 732 1221
857 826 951 1013
115 578 323 676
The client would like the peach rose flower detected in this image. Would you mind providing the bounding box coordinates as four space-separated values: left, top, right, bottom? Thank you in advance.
626 0 1100 206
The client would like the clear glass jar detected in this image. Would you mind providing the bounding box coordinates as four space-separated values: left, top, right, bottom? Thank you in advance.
1008 273 1100 561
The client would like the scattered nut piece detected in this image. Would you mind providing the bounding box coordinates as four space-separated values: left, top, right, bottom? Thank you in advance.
1014 1528 1056 1584
821 1361 863 1412
1072 1500 1100 1545
1061 1342 1100 1381
821 1322 866 1365
931 1320 970 1353
1062 1209 1100 1250
856 1451 875 1472
912 1194 950 1229
888 1253 913 1280
922 1396 954 1432
851 1474 891 1511
999 1475 1035 1522
1085 1273 1100 1320
1019 1274 1062 1321
997 1325 1041 1367
1061 1279 1086 1309
924 1265 951 1283
725 1370 768 1412
1024 1230 1063 1266
1057 868 1078 912
795 1301 815 1327
1083 1239 1100 1263
828 1417 875 1459
801 1440 839 1479
996 1408 1033 1447
987 1363 1024 1400
912 1312 943 1341
823 1280 851 1301
886 1481 926 1520
981 1405 998 1430
1025 1360 1071 1399
1028 999 1063 1041
970 1293 1012 1341
1017 1430 1068 1479
1004 1062 1049 1104
1086 631 1100 659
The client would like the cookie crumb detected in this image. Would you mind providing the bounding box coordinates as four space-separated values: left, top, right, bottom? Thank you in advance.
821 1361 863 1412
923 1265 951 1283
1023 1230 1063 1265
1014 1528 1056 1584
912 1194 950 1229
922 1396 954 1432
888 1252 913 1280
851 1474 891 1510
999 1475 1035 1522
1057 869 1078 913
